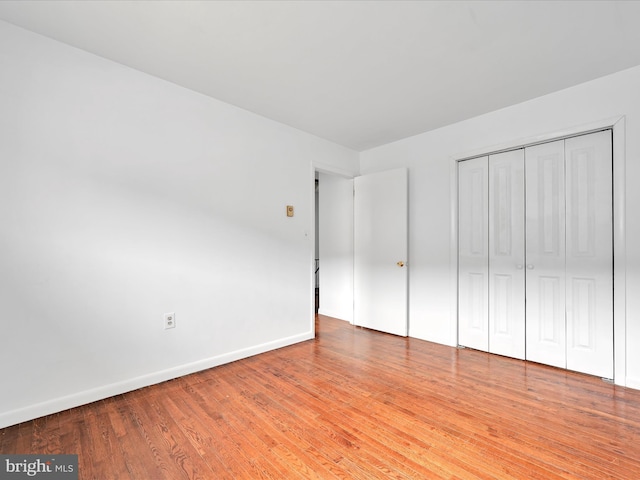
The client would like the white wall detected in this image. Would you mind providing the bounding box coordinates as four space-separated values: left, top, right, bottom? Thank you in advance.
360 64 640 388
317 173 354 322
0 21 358 428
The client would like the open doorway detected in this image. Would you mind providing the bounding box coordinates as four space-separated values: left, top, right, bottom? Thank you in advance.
314 175 319 313
314 171 354 323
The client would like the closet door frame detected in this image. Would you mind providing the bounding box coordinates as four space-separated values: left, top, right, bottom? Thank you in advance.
451 116 627 385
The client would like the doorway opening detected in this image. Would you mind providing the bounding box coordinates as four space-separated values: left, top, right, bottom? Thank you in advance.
314 175 319 314
314 171 354 324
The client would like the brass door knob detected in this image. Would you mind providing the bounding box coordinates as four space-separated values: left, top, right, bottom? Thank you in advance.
397 261 405 267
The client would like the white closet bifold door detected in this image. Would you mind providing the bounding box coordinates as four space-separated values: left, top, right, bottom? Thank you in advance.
565 131 613 378
458 157 489 352
488 149 525 360
525 140 567 369
459 131 614 377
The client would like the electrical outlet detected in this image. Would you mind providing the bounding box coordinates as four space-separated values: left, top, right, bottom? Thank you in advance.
164 312 176 329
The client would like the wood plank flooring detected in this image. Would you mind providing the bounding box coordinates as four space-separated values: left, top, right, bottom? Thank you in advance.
2 314 640 479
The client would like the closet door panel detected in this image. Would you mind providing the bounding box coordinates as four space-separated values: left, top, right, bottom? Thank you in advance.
525 140 566 369
488 150 525 359
565 131 613 378
458 157 489 351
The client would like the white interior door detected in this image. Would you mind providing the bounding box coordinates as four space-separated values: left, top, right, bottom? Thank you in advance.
525 140 567 369
565 131 613 378
489 149 525 359
354 168 408 336
458 157 489 351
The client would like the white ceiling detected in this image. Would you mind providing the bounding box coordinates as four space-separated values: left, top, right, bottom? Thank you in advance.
2 1 640 151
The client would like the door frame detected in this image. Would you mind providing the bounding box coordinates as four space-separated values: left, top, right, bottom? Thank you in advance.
450 116 627 386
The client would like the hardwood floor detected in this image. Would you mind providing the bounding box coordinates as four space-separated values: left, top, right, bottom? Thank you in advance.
2 314 640 479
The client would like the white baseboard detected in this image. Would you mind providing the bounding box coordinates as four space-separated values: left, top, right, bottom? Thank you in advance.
0 331 314 429
624 376 640 390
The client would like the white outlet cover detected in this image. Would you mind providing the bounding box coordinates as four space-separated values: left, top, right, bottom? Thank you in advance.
164 312 176 329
